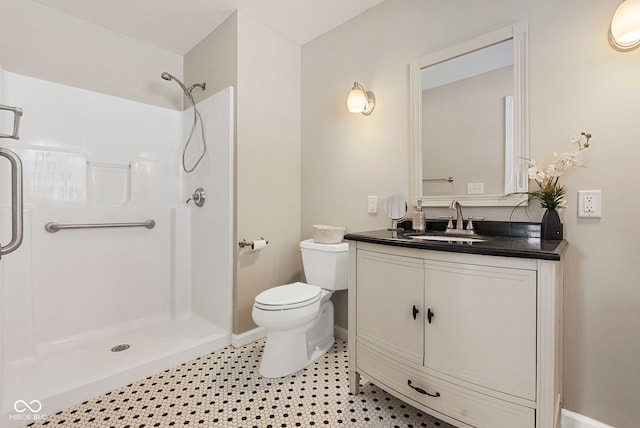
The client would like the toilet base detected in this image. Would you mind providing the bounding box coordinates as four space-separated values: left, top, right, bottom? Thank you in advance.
259 300 334 378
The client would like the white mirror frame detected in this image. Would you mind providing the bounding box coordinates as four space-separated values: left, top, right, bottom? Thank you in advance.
410 22 529 207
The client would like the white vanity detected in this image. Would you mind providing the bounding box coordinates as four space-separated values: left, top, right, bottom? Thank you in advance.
346 226 564 428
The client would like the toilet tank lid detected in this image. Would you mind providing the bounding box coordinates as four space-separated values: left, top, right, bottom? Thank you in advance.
300 239 348 252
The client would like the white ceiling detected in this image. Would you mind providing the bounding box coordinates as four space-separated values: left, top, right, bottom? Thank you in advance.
33 0 387 55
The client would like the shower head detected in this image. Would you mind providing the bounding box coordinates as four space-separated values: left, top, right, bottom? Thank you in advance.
160 72 205 96
161 71 209 173
160 72 189 95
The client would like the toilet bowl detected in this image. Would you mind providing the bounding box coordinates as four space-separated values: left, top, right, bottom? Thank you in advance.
252 239 348 378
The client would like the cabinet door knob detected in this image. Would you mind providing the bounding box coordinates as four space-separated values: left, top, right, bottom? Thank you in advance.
412 305 419 320
427 308 434 324
407 379 440 397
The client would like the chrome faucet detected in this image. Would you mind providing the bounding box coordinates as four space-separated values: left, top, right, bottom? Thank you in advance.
448 200 464 231
446 200 478 235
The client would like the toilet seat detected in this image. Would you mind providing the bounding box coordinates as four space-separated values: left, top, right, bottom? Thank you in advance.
254 282 322 311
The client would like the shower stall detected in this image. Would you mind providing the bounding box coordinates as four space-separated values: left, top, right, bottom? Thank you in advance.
0 70 234 427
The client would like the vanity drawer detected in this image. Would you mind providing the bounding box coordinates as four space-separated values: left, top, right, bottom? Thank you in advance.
357 342 535 428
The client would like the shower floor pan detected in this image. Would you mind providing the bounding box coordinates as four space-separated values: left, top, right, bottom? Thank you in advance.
2 314 230 427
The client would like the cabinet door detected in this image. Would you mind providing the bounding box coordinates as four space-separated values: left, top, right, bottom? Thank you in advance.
424 260 537 401
356 250 424 365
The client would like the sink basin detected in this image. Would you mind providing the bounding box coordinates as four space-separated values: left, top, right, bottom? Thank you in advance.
409 235 487 243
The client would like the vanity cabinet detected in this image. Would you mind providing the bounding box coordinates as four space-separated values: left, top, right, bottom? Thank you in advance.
356 250 424 365
348 242 563 428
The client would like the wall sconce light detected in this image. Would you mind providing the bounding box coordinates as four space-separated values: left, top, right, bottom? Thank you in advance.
347 82 375 115
609 0 640 51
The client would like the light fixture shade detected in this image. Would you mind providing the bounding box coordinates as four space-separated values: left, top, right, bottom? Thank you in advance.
347 82 375 115
347 87 367 113
610 0 640 51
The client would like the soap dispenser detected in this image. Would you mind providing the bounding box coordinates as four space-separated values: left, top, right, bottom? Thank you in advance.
412 200 425 232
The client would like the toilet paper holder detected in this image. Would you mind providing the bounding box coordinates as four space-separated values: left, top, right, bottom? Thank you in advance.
238 237 269 249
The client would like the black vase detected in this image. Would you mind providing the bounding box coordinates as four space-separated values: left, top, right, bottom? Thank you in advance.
541 208 563 240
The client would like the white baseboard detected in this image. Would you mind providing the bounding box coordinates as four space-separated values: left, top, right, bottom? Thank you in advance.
233 326 347 348
334 325 348 342
562 409 615 428
231 327 266 348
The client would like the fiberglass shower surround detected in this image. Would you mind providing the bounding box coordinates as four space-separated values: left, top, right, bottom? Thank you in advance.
161 72 208 173
0 70 234 427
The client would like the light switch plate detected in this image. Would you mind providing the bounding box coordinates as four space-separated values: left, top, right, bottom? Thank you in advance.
367 196 378 214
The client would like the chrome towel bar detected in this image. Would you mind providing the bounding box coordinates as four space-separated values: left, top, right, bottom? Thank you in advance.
45 219 156 233
423 177 454 183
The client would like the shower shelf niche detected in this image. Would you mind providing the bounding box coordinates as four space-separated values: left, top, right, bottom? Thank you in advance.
87 161 131 207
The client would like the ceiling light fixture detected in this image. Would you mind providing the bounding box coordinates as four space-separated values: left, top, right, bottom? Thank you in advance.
347 82 375 115
609 0 640 51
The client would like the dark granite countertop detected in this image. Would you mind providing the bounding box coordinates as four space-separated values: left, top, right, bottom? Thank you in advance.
344 220 567 261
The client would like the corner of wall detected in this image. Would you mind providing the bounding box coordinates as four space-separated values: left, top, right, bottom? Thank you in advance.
184 11 238 99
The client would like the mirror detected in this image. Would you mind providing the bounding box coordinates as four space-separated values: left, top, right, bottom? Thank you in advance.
382 194 407 231
410 22 529 207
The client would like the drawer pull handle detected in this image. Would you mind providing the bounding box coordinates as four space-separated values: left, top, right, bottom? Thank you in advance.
427 308 434 324
407 379 440 397
412 305 419 320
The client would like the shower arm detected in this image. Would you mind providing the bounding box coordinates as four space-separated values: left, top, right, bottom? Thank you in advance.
187 83 206 95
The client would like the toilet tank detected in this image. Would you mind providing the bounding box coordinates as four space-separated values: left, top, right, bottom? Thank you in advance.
300 239 349 290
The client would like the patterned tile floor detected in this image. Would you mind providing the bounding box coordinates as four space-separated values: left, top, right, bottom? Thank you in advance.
27 339 455 427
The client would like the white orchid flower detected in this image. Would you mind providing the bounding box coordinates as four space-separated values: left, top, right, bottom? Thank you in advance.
528 164 546 181
546 162 564 178
569 135 581 145
570 150 583 166
526 132 593 210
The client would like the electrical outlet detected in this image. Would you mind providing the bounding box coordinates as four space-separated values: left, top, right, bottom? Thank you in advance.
577 190 602 218
467 182 484 195
367 196 378 214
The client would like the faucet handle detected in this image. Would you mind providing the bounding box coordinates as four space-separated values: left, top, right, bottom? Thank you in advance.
438 215 454 230
466 216 485 231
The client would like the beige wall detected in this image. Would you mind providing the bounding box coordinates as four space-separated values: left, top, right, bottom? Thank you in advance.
185 13 238 100
234 13 302 333
184 12 302 335
0 0 182 109
301 0 640 427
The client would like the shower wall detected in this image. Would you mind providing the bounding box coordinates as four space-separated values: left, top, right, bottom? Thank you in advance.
0 70 234 423
1 71 182 355
180 87 235 330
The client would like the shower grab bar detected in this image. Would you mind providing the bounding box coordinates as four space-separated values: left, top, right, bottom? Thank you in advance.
0 148 24 258
0 104 23 139
45 219 156 233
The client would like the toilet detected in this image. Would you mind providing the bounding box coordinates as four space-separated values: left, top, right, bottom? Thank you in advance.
252 238 349 378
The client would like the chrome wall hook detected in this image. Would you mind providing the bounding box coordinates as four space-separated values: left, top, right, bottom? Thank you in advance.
186 187 205 207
